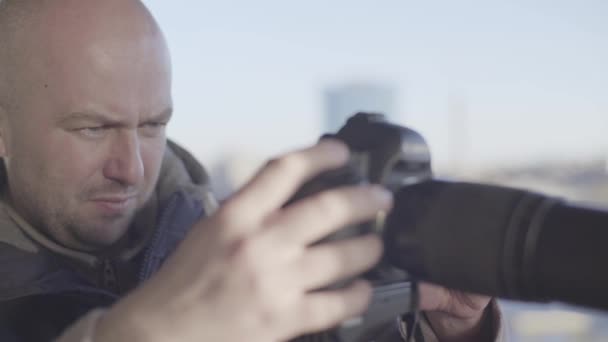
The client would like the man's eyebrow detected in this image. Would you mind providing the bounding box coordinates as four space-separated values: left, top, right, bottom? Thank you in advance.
147 108 173 123
59 108 173 125
59 111 115 124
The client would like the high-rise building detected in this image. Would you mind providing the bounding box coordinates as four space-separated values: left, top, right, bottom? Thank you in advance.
447 94 469 174
324 82 397 133
208 151 264 200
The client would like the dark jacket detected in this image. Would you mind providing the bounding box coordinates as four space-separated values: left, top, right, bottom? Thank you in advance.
0 140 217 341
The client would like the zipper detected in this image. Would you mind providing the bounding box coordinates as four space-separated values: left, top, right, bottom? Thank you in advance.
101 258 119 293
138 195 178 282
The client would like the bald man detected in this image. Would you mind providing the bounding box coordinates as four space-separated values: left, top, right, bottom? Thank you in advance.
0 0 502 341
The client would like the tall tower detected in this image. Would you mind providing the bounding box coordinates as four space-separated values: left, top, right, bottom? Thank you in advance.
447 94 469 174
324 82 397 133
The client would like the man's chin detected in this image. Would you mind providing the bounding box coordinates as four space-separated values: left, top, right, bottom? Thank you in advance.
70 216 135 251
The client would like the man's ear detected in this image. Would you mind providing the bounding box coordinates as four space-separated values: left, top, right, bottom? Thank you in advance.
0 106 8 158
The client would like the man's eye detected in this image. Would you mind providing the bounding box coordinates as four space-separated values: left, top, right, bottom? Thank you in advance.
77 126 108 138
139 122 167 136
145 122 166 128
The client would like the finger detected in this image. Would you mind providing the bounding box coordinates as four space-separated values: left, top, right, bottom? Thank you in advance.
223 139 349 226
418 282 451 312
418 282 491 318
296 235 383 291
289 280 373 338
267 184 392 245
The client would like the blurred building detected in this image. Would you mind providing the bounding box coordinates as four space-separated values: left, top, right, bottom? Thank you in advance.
477 158 608 208
324 82 397 133
208 150 264 201
447 95 470 174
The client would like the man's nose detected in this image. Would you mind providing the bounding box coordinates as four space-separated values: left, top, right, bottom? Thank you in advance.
103 131 144 187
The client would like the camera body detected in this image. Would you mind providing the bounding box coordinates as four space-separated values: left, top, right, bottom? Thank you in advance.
291 112 433 341
293 112 433 279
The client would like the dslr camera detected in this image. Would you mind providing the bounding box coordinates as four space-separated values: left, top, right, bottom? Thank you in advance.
295 112 608 341
290 112 432 341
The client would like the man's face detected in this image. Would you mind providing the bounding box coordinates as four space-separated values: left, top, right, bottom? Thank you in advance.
1 8 172 250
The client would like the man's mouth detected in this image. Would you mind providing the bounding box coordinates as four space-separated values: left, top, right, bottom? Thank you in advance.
90 195 137 215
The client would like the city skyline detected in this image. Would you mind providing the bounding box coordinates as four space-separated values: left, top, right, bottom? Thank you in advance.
143 0 608 171
324 82 398 133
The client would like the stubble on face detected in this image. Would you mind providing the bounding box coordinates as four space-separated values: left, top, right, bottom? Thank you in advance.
0 0 172 251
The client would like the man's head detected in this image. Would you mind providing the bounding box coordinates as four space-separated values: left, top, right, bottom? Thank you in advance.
0 0 172 251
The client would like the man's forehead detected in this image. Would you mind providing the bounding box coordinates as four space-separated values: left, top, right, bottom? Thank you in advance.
0 0 162 57
0 0 172 119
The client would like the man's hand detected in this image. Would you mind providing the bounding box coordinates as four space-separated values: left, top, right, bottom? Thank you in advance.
94 140 393 342
419 282 493 342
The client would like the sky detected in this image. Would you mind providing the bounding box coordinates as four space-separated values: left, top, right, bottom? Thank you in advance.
142 0 608 171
